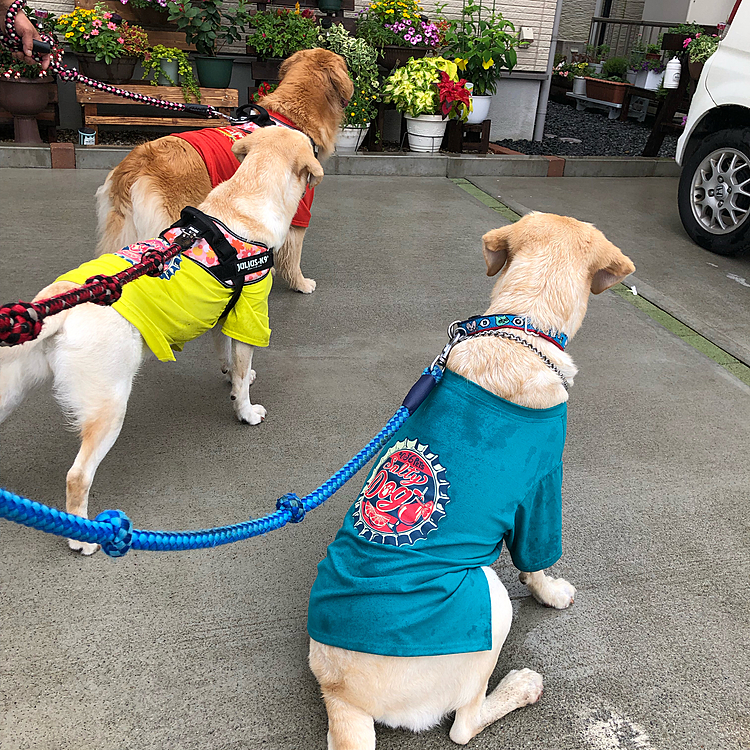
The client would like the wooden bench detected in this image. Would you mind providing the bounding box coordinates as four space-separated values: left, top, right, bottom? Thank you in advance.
566 91 622 120
76 83 238 142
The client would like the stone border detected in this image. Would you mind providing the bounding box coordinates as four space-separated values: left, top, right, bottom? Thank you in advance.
0 143 681 178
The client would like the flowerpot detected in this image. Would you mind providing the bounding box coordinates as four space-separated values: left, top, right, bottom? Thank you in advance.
626 70 637 84
689 61 704 81
317 0 342 11
552 75 573 91
572 75 586 95
645 52 661 60
590 62 603 75
404 114 447 153
583 77 631 104
76 52 138 84
157 59 179 86
195 55 234 88
466 94 491 124
335 123 370 154
250 57 284 83
0 77 55 143
634 68 663 91
378 45 428 71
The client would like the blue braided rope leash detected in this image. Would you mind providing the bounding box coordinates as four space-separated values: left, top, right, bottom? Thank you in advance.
0 366 445 558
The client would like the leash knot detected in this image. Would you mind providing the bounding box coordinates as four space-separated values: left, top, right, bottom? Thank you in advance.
85 275 123 305
276 493 306 523
0 301 43 345
95 509 134 557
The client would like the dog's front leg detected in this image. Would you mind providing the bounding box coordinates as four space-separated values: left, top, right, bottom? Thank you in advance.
229 340 266 425
519 570 576 609
275 226 316 294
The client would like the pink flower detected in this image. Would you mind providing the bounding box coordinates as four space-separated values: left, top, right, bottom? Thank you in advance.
103 11 113 18
683 37 692 48
93 19 102 26
117 36 125 43
107 21 117 30
91 28 99 35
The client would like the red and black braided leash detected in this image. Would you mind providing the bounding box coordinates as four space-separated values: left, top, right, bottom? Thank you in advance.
0 0 238 120
0 228 201 346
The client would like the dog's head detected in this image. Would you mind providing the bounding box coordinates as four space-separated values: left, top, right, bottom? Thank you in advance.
261 48 354 159
231 126 324 191
482 212 635 335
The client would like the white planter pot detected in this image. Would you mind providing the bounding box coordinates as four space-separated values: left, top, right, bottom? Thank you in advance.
466 94 491 124
405 114 447 153
335 123 370 154
634 69 664 91
572 76 586 96
590 62 603 74
626 70 637 84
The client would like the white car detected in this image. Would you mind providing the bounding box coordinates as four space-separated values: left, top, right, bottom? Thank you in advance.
676 0 750 256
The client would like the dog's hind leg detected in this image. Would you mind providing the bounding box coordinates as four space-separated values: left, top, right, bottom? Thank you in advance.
275 225 316 294
50 307 144 555
323 694 376 750
0 342 51 424
211 326 232 381
228 340 264 425
450 669 544 745
519 570 576 609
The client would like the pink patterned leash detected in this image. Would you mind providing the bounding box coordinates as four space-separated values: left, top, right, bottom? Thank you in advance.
0 0 239 121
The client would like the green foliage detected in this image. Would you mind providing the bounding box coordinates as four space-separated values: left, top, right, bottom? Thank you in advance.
667 23 704 36
584 42 609 61
167 0 250 57
685 33 719 63
142 45 201 101
602 55 629 79
383 55 459 116
246 7 319 61
441 1 519 96
354 16 403 49
318 24 380 126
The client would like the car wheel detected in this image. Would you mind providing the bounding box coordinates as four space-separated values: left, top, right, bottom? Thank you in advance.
678 127 750 256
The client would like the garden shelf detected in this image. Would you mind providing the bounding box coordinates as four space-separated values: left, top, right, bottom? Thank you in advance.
76 83 238 142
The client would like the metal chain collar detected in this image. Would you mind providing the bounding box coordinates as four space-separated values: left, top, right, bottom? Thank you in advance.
433 323 570 392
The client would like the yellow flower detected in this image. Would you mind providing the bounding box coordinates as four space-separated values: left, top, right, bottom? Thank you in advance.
65 31 73 37
294 1 300 12
482 58 494 69
455 57 468 70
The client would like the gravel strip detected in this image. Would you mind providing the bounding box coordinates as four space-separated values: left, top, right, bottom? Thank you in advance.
495 100 678 158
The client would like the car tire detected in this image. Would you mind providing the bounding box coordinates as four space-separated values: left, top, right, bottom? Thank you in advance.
678 127 750 256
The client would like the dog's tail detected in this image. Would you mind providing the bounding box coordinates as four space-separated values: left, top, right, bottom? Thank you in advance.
0 282 75 423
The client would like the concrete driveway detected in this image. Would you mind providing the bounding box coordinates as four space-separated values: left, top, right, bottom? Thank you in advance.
0 169 748 750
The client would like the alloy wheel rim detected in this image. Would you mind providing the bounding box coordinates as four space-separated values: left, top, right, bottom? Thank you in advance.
691 147 750 235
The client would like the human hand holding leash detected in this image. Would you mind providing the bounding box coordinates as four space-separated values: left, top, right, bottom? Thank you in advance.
0 0 49 69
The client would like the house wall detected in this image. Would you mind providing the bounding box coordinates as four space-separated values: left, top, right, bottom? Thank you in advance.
641 0 689 23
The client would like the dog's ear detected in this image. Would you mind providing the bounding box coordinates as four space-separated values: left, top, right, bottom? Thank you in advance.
231 135 255 163
296 148 324 189
324 55 354 105
590 244 636 294
482 226 513 276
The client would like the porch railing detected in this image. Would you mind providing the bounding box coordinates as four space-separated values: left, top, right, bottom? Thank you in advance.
586 17 683 60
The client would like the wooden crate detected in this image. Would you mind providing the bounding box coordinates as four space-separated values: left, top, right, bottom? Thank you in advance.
76 83 238 141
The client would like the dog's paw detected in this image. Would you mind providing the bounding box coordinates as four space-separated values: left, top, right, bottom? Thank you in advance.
295 277 316 294
235 402 266 425
520 572 576 609
68 538 100 556
500 669 544 707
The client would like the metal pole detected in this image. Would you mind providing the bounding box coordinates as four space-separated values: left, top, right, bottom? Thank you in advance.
532 0 564 141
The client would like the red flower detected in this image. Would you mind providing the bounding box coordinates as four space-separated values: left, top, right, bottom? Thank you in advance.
436 71 470 117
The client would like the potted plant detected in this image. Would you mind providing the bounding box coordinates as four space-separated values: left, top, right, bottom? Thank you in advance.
355 0 439 71
632 57 665 91
442 1 519 124
56 4 149 83
383 55 470 152
167 0 250 87
142 45 201 101
246 5 318 82
0 9 60 143
318 24 380 154
584 42 609 74
584 55 632 104
117 0 175 28
683 32 719 80
663 22 703 52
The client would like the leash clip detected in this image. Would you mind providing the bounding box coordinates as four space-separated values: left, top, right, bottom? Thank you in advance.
430 320 465 373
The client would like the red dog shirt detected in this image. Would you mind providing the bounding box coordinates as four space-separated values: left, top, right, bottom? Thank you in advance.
174 111 314 228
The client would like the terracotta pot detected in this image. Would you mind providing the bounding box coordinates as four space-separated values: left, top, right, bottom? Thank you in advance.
76 53 138 84
378 45 428 71
250 57 284 83
689 61 704 80
0 77 55 143
583 77 631 104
